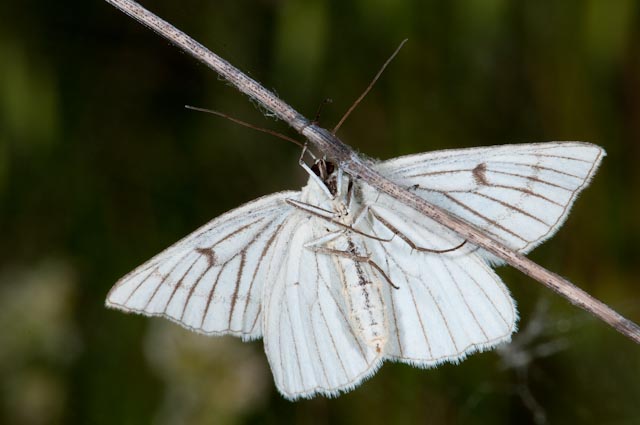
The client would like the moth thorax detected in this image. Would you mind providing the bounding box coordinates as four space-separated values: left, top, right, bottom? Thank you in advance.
332 200 350 222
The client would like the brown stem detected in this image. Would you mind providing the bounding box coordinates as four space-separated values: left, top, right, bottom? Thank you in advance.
104 0 640 344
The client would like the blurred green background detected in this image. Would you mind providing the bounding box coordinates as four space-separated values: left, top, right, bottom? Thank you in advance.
1 0 639 424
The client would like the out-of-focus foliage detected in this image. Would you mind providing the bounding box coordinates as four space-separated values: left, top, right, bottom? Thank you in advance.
0 1 639 424
144 322 271 425
0 261 80 425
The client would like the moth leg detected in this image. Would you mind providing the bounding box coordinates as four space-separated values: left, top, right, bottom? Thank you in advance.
352 204 374 228
345 204 387 241
367 208 467 254
336 167 344 197
287 198 339 220
287 199 392 242
298 143 317 162
306 244 399 290
304 231 344 250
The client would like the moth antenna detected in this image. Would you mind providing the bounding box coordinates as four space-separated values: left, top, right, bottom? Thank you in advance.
313 98 333 124
185 105 305 148
332 39 408 134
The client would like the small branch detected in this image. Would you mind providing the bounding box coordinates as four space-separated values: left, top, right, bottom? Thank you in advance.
104 0 640 344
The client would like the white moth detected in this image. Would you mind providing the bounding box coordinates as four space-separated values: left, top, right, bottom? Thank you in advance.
106 141 604 400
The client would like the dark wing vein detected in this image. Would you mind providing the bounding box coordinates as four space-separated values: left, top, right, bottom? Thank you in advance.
227 250 247 328
286 300 306 390
442 193 528 242
471 192 551 226
200 263 227 328
163 253 202 313
439 257 489 340
486 169 574 191
375 239 433 358
453 259 510 327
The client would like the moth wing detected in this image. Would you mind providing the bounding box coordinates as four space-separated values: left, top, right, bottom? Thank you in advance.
373 142 604 261
363 203 517 365
263 217 383 400
106 191 298 340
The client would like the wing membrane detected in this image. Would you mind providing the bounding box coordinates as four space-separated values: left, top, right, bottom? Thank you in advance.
374 142 604 257
106 191 298 340
364 203 517 364
263 218 383 400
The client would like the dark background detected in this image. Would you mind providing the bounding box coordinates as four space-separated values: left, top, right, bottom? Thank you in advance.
1 1 639 424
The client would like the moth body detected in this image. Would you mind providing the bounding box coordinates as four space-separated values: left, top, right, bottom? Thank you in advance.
302 162 388 353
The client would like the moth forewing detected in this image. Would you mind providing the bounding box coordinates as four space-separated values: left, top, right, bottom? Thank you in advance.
105 191 300 339
372 142 605 257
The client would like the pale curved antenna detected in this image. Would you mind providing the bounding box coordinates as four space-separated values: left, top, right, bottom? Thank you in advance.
332 39 408 134
185 105 305 148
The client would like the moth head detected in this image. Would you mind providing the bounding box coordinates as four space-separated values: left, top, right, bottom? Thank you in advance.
311 159 336 181
311 159 338 196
